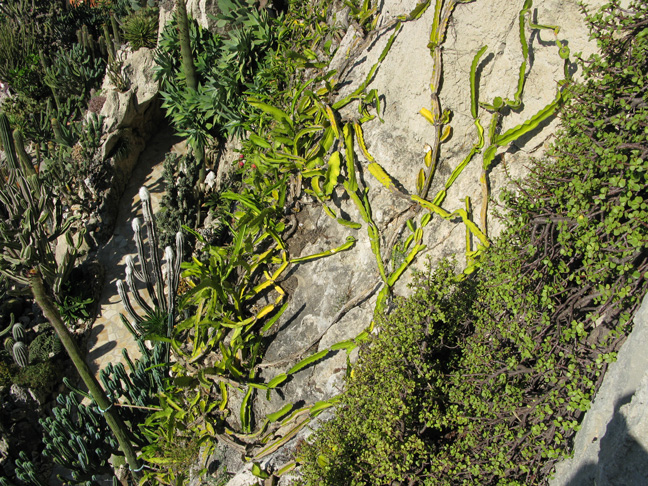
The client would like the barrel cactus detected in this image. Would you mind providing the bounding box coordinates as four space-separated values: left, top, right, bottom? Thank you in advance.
12 340 28 368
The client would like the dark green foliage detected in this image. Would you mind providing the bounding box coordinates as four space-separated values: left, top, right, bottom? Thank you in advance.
299 1 648 484
40 391 119 484
42 43 106 108
156 152 202 250
38 341 167 483
13 360 59 391
299 260 474 485
121 7 159 50
0 358 13 387
28 330 63 364
14 451 48 486
0 0 110 144
154 0 286 146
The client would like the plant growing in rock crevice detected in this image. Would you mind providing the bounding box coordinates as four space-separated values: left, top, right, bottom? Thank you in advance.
297 1 648 483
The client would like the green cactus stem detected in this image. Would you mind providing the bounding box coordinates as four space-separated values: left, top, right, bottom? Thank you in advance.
13 129 37 177
110 14 121 46
140 187 167 313
0 313 15 338
102 24 116 63
30 271 142 480
176 0 198 92
13 340 28 367
4 337 15 355
12 322 25 341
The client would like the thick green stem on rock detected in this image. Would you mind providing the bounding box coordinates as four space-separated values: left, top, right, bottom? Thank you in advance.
30 272 143 482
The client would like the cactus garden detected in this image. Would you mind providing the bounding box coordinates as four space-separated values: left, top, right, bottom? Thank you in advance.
0 0 647 485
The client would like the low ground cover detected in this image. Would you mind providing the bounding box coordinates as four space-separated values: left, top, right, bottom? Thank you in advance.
297 1 648 484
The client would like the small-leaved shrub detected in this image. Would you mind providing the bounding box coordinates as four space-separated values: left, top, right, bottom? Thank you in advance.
298 1 648 484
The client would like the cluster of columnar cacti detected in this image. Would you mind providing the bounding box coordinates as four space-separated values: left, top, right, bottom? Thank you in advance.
39 391 119 484
101 340 166 408
117 186 183 342
14 451 48 486
0 113 83 301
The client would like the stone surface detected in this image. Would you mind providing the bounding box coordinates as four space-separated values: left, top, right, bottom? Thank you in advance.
94 45 163 244
86 125 185 376
550 293 648 486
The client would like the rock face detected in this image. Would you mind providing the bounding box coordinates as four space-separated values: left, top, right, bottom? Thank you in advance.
93 45 162 243
550 293 648 486
221 0 626 483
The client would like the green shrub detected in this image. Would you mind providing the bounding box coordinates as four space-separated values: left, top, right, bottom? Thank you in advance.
28 331 63 364
13 361 60 392
299 1 648 484
299 260 475 485
154 0 286 145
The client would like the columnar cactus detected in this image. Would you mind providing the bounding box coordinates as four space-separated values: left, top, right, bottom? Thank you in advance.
39 392 118 483
117 186 184 340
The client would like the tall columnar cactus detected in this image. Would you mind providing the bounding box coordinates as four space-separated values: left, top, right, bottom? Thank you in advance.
117 187 184 341
176 0 198 92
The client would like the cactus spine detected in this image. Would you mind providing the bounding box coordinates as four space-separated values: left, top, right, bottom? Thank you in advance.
12 322 25 341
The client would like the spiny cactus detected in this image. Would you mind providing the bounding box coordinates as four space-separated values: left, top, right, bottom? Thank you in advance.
11 321 25 341
117 186 183 341
14 451 48 486
12 340 28 367
4 337 15 355
0 114 83 298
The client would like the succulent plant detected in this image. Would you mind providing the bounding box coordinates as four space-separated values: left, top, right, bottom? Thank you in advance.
11 322 25 342
39 391 118 483
0 113 83 301
12 340 28 367
117 187 183 341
